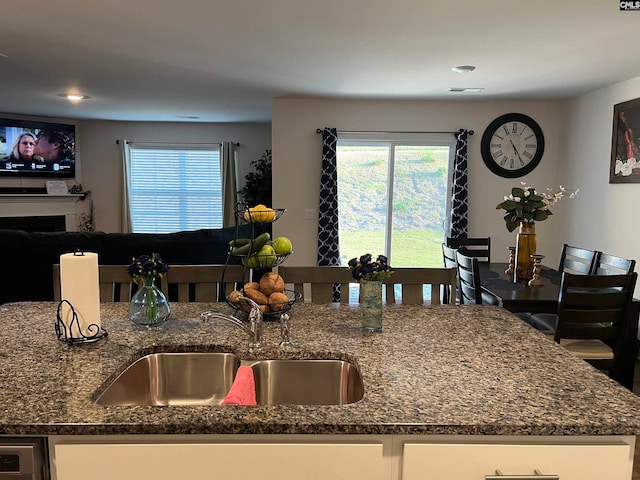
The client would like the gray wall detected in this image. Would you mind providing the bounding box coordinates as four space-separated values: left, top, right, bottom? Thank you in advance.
272 98 570 268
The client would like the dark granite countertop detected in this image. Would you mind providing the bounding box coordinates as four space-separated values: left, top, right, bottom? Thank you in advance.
1 301 640 437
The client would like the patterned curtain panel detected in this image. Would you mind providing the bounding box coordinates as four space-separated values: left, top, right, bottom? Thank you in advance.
318 128 341 302
318 128 340 265
449 129 470 238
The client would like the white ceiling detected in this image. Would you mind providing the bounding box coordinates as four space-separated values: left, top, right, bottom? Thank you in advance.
2 0 638 123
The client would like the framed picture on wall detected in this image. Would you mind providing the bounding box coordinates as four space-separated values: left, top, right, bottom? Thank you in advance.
610 97 640 183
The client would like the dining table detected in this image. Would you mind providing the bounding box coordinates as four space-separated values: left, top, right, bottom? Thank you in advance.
479 262 563 314
479 262 639 390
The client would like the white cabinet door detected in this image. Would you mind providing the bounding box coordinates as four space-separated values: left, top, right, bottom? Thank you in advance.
55 442 385 480
402 443 632 480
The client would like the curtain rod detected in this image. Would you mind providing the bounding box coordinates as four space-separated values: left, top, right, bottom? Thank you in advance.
115 140 240 146
315 129 474 135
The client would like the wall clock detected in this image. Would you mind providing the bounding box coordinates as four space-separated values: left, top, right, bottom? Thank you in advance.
480 113 545 178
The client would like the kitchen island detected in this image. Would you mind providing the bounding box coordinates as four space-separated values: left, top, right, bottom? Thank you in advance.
2 301 640 479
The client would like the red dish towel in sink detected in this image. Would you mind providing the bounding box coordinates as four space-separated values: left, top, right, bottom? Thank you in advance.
221 366 256 405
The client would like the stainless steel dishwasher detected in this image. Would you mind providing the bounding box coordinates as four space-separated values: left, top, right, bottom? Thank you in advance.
0 438 48 480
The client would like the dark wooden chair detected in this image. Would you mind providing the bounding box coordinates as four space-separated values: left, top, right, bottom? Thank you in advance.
529 247 634 335
591 252 635 276
441 243 459 304
553 272 637 384
558 244 598 275
277 266 354 304
530 244 602 334
383 267 457 305
446 236 491 264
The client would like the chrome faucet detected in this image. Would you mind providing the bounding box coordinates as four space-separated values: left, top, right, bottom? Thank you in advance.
200 296 265 349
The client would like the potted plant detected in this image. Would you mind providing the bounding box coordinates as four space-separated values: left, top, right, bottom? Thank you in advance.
240 149 272 207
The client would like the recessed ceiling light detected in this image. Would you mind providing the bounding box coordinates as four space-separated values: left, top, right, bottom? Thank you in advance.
448 87 484 93
451 65 476 73
57 93 89 102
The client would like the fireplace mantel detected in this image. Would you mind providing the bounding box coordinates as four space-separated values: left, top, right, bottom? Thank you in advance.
0 193 86 199
0 194 88 231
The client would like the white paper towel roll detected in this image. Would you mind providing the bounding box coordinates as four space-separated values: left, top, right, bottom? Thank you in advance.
59 252 101 339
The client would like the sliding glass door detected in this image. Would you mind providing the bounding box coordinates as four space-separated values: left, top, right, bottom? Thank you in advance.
337 133 455 268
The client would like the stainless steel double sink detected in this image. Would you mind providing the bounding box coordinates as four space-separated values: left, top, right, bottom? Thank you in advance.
94 352 364 406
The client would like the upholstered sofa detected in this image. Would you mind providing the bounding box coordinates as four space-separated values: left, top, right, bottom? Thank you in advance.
0 225 251 303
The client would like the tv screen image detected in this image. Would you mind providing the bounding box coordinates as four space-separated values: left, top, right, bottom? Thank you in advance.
0 118 76 178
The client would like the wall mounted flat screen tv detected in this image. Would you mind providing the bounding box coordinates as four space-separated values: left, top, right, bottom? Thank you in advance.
0 118 76 178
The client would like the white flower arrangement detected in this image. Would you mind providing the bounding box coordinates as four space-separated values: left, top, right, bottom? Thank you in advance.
497 182 579 232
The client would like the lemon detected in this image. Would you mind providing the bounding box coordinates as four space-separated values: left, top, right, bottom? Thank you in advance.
245 204 276 223
263 209 276 222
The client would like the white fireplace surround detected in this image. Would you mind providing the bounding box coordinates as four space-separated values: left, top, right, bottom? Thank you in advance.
0 194 86 231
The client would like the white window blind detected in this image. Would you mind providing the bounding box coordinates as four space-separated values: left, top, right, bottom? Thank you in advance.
127 143 223 233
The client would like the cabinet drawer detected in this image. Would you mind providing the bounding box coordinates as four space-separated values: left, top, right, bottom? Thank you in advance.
402 443 632 480
55 442 385 480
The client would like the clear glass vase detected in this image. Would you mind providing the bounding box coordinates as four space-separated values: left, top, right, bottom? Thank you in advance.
360 280 383 332
515 222 537 281
129 276 170 326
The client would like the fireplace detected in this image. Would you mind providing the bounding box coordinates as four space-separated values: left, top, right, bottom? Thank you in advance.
0 192 83 231
0 215 66 232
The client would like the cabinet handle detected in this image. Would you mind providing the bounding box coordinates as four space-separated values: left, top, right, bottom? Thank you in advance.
485 469 559 480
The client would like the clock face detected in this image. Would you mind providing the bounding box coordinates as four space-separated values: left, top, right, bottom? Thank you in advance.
480 113 545 178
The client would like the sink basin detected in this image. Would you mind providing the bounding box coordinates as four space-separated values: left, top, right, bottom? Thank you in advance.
95 353 364 406
251 359 364 405
95 352 241 406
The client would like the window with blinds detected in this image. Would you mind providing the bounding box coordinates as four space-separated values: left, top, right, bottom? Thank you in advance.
127 144 223 233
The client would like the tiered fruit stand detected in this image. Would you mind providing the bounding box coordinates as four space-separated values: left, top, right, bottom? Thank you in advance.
222 202 299 319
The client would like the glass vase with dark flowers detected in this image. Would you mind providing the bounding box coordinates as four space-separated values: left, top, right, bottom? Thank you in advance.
348 254 394 332
128 253 171 326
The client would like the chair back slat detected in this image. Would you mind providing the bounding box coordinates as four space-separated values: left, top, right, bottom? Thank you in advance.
446 237 491 264
592 252 636 275
441 243 460 304
309 283 346 303
559 244 598 275
455 252 482 305
563 289 628 308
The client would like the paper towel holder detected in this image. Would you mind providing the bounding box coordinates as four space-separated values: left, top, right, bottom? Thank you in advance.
55 300 108 345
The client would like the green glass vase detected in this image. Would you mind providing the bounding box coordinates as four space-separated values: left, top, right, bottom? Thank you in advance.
129 276 170 326
360 280 383 332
